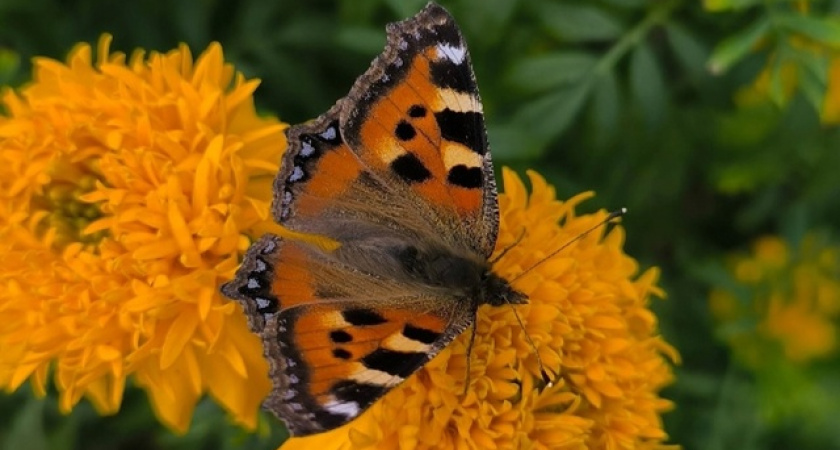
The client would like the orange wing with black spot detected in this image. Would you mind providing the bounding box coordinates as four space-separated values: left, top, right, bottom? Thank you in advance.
273 3 498 258
222 236 471 436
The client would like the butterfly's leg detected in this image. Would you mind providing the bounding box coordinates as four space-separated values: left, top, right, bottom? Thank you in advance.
461 312 478 396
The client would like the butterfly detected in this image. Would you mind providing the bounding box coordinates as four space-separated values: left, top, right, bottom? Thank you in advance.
222 2 529 436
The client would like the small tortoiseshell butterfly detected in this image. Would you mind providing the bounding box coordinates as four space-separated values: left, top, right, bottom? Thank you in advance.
222 2 528 436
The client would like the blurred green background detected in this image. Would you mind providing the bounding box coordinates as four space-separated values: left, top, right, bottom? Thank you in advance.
3 0 840 449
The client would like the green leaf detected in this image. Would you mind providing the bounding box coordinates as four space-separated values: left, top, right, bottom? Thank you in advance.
768 56 787 107
0 48 20 86
630 42 667 129
708 17 770 74
511 81 593 143
797 52 829 113
534 3 623 42
590 70 620 145
487 123 546 160
601 0 648 9
506 52 597 94
776 14 840 48
666 22 709 78
702 0 762 12
460 0 518 45
3 397 47 450
336 26 386 55
383 0 428 19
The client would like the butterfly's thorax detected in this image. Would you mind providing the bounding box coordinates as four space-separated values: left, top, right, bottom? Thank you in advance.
391 244 525 307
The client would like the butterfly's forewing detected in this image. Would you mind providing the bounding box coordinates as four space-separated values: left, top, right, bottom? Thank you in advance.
340 3 498 257
273 3 497 258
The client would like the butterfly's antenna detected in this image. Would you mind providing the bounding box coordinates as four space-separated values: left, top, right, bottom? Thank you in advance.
507 302 553 386
508 208 627 285
489 228 527 265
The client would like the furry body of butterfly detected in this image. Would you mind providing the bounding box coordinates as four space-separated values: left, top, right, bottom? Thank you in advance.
222 2 527 436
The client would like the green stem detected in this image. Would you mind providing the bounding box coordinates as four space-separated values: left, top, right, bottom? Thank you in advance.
594 0 681 75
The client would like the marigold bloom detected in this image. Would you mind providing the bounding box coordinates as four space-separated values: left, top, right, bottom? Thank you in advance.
710 234 840 367
283 169 677 450
0 35 284 432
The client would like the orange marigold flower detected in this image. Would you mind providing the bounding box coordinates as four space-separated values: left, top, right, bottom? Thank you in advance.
0 35 284 432
710 234 840 367
282 169 678 450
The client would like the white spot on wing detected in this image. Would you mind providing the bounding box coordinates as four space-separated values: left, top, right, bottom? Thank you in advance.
254 259 266 272
300 141 315 157
256 297 272 309
320 126 336 141
247 278 260 289
262 240 276 253
289 166 305 182
324 399 360 418
436 43 466 64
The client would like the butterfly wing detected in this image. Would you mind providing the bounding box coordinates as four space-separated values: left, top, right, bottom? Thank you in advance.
275 3 498 258
223 236 471 436
225 3 497 436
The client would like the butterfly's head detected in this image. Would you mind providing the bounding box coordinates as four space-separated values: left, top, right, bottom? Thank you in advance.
481 271 527 307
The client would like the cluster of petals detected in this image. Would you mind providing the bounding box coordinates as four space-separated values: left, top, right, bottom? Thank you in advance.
0 35 284 432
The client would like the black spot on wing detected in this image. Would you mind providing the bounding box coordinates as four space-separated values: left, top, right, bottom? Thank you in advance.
330 330 353 343
342 308 387 326
408 105 427 118
390 153 432 183
360 348 427 378
403 324 440 345
395 120 416 141
434 109 486 155
332 348 352 360
447 165 483 189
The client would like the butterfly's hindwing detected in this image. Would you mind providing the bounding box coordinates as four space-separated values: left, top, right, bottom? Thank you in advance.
242 239 471 435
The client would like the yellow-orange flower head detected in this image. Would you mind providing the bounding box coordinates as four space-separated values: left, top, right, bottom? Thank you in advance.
283 169 678 450
0 35 283 432
710 234 840 367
